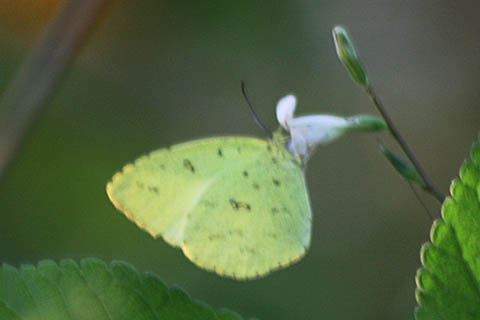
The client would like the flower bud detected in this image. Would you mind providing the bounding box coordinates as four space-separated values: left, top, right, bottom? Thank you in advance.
332 26 369 88
347 115 387 132
380 145 422 184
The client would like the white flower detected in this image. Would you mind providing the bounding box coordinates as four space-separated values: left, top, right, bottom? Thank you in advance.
276 95 350 160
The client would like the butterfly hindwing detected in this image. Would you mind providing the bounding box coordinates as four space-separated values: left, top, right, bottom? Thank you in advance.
107 136 312 279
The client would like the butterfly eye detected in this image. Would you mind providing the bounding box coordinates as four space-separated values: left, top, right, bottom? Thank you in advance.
276 95 297 130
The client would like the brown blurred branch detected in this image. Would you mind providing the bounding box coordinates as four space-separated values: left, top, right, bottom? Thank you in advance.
0 0 115 179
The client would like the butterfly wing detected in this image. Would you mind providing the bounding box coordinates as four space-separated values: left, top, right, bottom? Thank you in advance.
107 137 311 279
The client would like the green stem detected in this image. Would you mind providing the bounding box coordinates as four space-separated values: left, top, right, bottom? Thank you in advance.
366 86 446 204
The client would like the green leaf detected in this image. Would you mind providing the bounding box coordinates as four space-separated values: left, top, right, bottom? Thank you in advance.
0 258 246 320
415 137 480 319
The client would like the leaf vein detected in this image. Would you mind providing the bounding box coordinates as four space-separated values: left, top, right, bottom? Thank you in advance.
76 263 114 320
447 223 480 300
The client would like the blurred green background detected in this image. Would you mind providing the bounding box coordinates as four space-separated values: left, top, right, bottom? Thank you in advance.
1 1 479 319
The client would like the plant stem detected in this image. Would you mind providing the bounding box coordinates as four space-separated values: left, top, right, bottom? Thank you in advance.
366 86 446 204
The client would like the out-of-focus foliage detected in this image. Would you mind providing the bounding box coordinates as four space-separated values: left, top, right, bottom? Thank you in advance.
416 137 480 319
0 0 62 37
0 258 244 319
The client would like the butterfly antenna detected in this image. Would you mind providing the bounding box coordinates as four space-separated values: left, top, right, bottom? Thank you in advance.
241 81 273 138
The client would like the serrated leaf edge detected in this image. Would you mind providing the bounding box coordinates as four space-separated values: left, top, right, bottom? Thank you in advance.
415 139 480 319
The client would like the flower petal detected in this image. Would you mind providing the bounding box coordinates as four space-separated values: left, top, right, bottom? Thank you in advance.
287 115 350 158
276 95 297 129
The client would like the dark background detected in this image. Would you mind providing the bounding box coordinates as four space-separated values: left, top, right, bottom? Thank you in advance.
1 1 479 319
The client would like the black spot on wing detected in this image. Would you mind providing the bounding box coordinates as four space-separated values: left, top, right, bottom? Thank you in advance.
228 229 244 237
208 233 225 241
229 198 251 211
201 200 217 208
183 159 195 173
217 148 223 157
272 179 281 186
148 186 159 194
230 199 239 210
267 232 278 239
240 246 256 255
243 171 248 177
